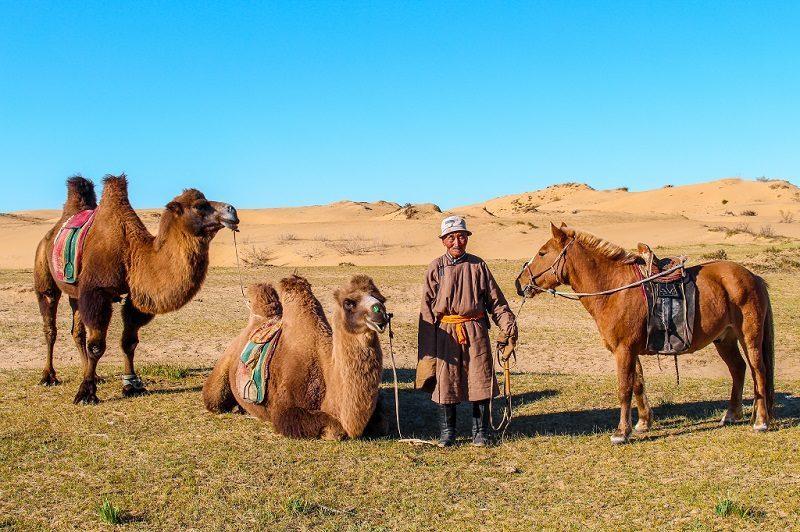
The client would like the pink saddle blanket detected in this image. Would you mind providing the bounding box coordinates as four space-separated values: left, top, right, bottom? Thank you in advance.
52 209 97 284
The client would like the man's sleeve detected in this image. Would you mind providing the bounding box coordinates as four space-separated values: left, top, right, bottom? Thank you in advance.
483 262 518 341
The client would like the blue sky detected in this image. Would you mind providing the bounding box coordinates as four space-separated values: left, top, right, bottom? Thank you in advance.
1 1 798 212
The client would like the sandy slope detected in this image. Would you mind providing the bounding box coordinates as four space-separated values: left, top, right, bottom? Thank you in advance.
1 177 798 269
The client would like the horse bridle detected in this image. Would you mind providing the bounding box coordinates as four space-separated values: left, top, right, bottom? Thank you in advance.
515 238 575 296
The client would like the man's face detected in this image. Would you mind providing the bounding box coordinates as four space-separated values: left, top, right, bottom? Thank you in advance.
441 231 469 258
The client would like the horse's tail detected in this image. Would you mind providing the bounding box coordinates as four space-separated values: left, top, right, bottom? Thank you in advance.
762 283 775 417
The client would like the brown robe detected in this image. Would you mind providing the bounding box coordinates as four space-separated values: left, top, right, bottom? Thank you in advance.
416 253 517 404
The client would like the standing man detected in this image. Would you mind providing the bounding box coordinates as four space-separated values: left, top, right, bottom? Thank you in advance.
416 216 518 447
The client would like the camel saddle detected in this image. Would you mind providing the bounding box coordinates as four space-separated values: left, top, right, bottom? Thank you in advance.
52 209 97 284
236 317 282 404
635 243 696 355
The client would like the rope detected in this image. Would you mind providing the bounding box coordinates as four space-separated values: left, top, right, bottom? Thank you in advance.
232 230 252 312
487 297 525 440
386 315 437 446
528 261 687 300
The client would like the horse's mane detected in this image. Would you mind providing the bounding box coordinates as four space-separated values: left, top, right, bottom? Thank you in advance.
564 227 636 262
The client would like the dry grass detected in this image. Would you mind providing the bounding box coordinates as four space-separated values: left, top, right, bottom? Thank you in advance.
2 251 800 529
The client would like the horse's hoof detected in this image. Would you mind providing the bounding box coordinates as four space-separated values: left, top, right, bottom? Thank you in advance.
39 372 61 386
634 420 651 433
720 411 743 426
122 385 149 397
610 433 629 445
752 423 768 432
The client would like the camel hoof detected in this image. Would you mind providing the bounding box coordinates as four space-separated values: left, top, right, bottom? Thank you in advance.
73 380 99 405
610 432 629 445
634 420 651 433
122 385 149 397
752 423 769 433
39 371 61 386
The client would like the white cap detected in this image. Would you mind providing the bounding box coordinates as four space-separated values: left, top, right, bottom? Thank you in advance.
439 216 472 238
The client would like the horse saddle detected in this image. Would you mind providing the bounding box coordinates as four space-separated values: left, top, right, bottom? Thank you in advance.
636 243 697 355
236 317 282 404
52 209 97 284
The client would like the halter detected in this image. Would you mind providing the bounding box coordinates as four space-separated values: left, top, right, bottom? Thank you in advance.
516 238 575 296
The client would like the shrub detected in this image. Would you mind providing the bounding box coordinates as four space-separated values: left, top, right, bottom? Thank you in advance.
241 246 276 267
701 249 728 260
98 499 123 525
721 199 728 205
740 210 757 216
779 210 795 223
758 225 775 238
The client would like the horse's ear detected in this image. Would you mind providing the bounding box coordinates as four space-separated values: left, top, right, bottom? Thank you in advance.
637 242 651 254
550 222 567 243
560 221 567 228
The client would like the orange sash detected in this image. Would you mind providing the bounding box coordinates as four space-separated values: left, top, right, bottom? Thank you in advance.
439 313 484 345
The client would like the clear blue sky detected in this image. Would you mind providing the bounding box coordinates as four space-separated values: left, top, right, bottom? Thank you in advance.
1 1 798 212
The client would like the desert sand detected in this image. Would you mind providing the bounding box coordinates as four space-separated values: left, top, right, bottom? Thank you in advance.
1 177 798 269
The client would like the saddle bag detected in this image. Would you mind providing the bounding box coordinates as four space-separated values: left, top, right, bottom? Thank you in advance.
640 258 697 355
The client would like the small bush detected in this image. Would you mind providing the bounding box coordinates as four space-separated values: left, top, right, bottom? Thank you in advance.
278 233 297 242
713 497 763 519
615 187 629 192
721 199 728 205
241 246 276 267
779 210 794 223
758 225 775 238
740 210 757 216
702 249 728 260
338 262 356 267
756 176 771 182
285 497 316 516
98 499 123 525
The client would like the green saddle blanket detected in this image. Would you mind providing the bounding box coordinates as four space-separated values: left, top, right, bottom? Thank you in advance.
235 318 282 404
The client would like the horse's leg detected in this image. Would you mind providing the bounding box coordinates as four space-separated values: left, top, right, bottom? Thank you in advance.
35 285 61 386
632 357 652 432
74 289 112 404
740 328 770 431
714 332 746 425
120 298 154 397
611 349 636 444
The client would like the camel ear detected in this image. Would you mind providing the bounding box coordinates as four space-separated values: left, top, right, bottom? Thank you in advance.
166 201 184 215
550 222 567 243
333 288 342 302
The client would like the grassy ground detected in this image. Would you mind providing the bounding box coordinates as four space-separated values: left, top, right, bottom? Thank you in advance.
0 367 798 530
1 243 799 530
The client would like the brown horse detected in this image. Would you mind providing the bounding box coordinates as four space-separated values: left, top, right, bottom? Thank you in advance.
515 223 774 444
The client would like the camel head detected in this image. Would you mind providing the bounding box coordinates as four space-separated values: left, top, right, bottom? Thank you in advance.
161 189 239 240
333 275 389 335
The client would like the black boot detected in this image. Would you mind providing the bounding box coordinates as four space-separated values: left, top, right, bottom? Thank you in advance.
471 400 493 447
437 404 457 447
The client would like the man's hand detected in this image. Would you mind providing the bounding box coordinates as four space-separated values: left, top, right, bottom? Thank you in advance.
497 335 517 362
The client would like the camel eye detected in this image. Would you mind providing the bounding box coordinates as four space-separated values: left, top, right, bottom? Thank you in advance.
343 299 355 311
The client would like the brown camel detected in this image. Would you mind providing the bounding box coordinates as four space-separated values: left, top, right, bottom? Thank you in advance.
34 175 238 404
203 274 390 440
515 223 775 444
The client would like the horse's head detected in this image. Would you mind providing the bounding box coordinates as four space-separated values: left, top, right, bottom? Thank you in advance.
515 222 573 297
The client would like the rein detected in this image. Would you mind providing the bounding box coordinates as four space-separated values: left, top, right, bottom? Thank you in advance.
232 230 252 312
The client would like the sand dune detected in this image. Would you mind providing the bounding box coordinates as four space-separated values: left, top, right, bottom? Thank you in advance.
2 177 798 269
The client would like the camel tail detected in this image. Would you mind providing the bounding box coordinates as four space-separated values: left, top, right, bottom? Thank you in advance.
762 284 775 417
65 175 97 212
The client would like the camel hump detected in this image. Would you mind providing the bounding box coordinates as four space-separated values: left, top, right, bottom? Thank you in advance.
100 174 130 204
279 274 313 296
65 175 97 211
247 283 282 318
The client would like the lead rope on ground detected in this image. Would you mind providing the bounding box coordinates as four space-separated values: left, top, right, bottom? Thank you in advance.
488 297 526 441
386 315 438 446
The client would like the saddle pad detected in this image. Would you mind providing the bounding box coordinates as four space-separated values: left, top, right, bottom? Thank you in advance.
643 274 697 355
52 209 97 284
236 319 281 404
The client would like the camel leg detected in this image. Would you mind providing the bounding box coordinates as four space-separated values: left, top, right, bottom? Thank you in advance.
74 289 112 404
270 406 346 440
611 348 636 444
35 285 61 386
714 332 746 426
632 357 652 432
362 392 390 438
202 353 237 413
68 297 89 366
120 298 154 397
739 329 770 431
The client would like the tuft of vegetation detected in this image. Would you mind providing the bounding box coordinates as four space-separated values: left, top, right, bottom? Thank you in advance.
779 210 795 223
241 245 276 267
98 499 123 525
701 249 728 260
758 225 775 238
338 261 356 267
721 199 728 205
740 210 757 217
138 364 190 380
278 233 298 242
714 498 762 520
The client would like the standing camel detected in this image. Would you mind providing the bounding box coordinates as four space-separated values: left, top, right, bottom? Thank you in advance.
515 223 775 444
203 274 389 440
34 175 239 404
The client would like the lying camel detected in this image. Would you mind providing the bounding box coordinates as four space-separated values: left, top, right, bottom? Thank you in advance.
34 175 238 403
203 274 390 440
